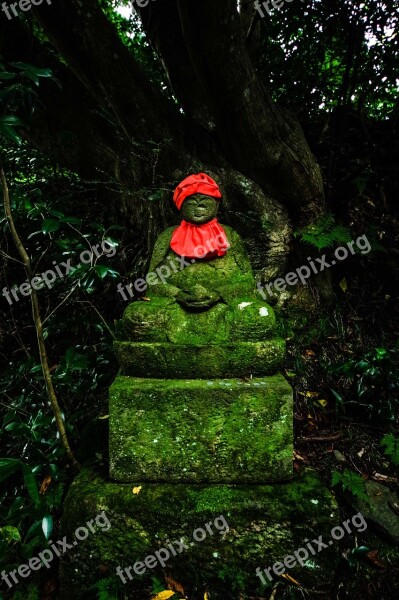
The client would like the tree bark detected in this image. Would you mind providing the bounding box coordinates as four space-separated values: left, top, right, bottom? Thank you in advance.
176 0 325 223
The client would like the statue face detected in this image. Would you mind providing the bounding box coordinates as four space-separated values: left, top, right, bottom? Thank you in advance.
181 194 219 225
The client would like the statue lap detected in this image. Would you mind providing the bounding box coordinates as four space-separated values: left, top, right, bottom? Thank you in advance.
122 225 276 343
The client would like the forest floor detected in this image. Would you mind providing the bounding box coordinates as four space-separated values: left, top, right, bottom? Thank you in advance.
287 193 399 599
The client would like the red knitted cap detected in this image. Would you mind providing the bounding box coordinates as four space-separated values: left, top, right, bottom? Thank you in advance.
173 173 222 210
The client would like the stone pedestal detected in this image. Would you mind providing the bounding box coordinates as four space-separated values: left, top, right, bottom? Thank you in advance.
60 468 339 599
109 374 292 482
114 339 286 378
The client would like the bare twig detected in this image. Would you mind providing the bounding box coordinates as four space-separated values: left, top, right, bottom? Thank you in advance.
1 166 81 471
298 432 344 443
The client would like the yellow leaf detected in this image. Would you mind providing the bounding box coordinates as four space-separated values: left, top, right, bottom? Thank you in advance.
151 592 176 600
293 450 305 461
99 414 109 420
39 475 52 495
339 278 347 292
204 593 210 600
132 486 142 495
318 399 328 408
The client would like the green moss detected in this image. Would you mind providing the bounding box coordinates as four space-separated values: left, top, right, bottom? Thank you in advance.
60 468 340 599
109 375 293 483
114 339 286 378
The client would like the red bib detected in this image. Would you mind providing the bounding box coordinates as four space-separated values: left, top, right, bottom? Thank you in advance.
170 218 229 259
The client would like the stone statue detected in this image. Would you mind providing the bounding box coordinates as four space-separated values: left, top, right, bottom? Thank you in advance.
122 173 276 345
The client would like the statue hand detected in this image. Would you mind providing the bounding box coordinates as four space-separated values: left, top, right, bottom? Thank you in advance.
176 284 221 310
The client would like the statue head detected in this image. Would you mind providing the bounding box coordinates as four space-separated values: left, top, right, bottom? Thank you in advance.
173 173 222 224
181 194 219 225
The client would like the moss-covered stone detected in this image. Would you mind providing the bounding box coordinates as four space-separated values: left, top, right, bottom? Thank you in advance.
114 339 285 378
351 480 399 544
120 224 278 344
60 468 339 599
122 296 276 344
109 375 292 483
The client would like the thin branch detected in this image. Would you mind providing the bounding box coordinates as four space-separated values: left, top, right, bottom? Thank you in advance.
42 283 80 325
77 299 116 339
0 249 24 264
1 166 81 472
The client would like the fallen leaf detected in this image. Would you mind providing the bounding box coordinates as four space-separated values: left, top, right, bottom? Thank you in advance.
357 448 365 458
204 593 210 600
39 475 52 495
151 592 176 600
165 575 185 596
318 399 328 408
132 486 142 495
339 278 347 292
99 414 109 420
333 450 346 463
365 549 385 569
293 450 305 461
140 297 151 302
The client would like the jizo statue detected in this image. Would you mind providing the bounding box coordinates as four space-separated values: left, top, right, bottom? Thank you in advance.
122 173 276 344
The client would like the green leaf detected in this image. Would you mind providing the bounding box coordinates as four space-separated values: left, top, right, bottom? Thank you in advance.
22 464 40 505
348 545 371 567
25 520 43 542
331 469 367 500
41 218 60 234
0 72 16 80
4 422 30 435
61 216 82 225
22 72 40 87
42 516 53 540
94 265 109 279
0 526 21 544
0 458 21 482
380 433 399 466
0 115 24 126
0 124 22 145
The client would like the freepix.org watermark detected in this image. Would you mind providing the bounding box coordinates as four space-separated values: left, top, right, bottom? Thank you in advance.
256 512 367 584
257 234 371 300
117 231 229 301
2 239 116 306
254 0 301 19
115 515 229 584
1 511 111 590
1 0 52 21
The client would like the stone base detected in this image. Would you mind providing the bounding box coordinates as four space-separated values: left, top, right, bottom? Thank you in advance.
115 339 286 378
60 468 339 600
109 374 293 483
